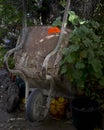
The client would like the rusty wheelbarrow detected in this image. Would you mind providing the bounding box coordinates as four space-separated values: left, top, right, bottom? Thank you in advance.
4 1 71 122
4 26 71 121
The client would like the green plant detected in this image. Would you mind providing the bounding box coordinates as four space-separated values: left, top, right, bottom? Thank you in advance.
8 56 15 69
60 11 104 95
0 46 6 68
0 46 15 69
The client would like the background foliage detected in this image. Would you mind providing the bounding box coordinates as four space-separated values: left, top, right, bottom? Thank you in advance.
61 12 104 89
0 0 104 102
0 0 104 79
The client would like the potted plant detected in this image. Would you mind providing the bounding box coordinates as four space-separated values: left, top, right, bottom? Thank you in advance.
60 11 104 129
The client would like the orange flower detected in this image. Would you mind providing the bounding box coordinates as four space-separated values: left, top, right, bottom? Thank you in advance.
48 27 61 35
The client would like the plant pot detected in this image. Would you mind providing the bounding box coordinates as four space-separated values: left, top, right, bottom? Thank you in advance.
71 97 101 130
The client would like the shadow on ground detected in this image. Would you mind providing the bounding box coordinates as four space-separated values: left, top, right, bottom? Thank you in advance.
0 69 76 130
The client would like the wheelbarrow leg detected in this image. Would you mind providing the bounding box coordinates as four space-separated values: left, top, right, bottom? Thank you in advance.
25 80 29 107
44 75 55 117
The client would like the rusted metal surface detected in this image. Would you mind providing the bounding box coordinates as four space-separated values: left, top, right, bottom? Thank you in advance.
14 26 69 80
11 26 72 99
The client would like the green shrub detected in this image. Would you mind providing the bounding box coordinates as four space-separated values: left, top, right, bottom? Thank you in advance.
60 12 104 93
0 46 6 68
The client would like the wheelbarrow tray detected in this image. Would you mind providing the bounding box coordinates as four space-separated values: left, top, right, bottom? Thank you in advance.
14 26 70 93
4 26 71 121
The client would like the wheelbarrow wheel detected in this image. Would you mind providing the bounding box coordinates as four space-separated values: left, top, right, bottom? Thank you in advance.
6 83 19 113
26 88 46 122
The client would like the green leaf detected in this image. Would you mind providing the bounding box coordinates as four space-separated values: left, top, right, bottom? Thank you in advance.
62 48 69 55
80 50 87 58
76 80 85 89
60 66 67 74
88 49 95 62
94 71 103 78
69 32 81 43
68 11 80 25
65 53 76 63
99 77 104 86
69 44 79 53
59 0 66 7
52 17 62 27
83 38 93 47
90 59 103 73
78 25 90 36
80 21 86 25
72 70 83 80
75 62 85 69
90 21 100 29
91 32 100 43
97 50 104 56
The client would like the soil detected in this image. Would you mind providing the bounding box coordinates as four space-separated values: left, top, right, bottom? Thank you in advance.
0 68 104 130
0 69 28 130
0 69 76 130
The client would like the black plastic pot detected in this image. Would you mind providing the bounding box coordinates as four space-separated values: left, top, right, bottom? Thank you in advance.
71 97 101 130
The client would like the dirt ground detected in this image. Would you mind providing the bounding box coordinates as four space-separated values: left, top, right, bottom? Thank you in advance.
0 69 104 130
0 69 76 130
